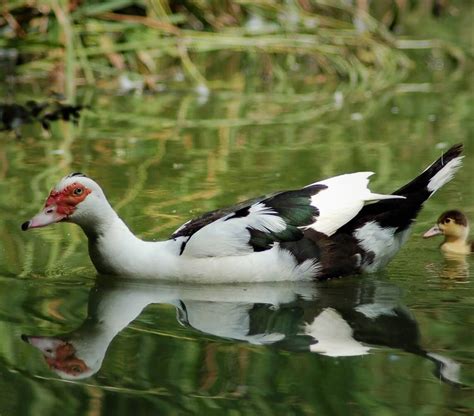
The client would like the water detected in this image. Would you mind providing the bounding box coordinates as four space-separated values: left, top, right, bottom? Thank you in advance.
0 77 473 415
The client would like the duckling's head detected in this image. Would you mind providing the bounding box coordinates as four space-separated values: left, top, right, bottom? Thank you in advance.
423 210 470 242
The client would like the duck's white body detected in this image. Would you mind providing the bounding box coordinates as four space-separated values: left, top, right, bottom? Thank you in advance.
31 172 403 282
89 221 318 282
23 144 464 282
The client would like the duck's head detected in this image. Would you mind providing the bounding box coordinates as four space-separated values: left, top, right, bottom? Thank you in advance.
423 210 470 242
21 335 99 380
21 173 111 232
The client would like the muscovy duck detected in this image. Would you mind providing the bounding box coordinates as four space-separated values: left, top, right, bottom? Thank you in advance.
424 210 472 254
22 144 463 281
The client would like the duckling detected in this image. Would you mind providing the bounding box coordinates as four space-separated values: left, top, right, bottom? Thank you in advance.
423 210 473 255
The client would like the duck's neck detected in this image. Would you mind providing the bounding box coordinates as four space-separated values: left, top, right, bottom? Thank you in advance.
77 207 177 277
67 289 158 373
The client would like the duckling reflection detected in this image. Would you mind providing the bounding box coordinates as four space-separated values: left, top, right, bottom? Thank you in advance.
22 277 461 384
438 253 470 280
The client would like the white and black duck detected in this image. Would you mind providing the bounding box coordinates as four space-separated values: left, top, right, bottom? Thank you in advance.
22 144 464 282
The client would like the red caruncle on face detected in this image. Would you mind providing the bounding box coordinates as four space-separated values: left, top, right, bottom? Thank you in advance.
45 182 91 216
44 342 89 376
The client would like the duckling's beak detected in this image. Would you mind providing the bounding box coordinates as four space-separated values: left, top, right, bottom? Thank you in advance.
423 224 443 238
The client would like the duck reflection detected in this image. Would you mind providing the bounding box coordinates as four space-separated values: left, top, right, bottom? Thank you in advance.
22 277 461 385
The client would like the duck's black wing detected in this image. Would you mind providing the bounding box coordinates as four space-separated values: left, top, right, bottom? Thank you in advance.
170 185 327 257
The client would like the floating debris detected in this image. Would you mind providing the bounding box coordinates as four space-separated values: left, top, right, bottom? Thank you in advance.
0 100 85 137
0 104 33 132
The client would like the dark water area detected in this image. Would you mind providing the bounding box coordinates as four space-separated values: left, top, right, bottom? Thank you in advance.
0 67 473 414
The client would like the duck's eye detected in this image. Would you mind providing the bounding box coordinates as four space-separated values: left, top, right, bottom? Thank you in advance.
70 365 82 373
445 218 451 224
73 188 83 196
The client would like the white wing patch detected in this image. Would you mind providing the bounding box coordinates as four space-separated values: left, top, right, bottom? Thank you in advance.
178 171 405 258
182 203 286 257
307 172 404 236
305 308 371 356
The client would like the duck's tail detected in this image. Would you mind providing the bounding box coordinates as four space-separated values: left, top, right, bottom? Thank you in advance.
393 143 464 198
340 144 464 234
424 351 463 387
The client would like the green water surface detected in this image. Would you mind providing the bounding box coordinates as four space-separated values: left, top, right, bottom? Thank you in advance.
0 75 473 416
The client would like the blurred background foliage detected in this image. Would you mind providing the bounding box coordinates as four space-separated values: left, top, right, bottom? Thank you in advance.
1 0 472 99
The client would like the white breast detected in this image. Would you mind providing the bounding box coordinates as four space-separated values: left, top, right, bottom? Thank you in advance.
354 221 411 273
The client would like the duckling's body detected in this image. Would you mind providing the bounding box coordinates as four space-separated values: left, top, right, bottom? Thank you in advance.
441 238 472 255
424 210 473 255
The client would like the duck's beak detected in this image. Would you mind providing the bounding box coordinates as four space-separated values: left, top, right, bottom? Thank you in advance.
21 205 66 231
423 224 443 238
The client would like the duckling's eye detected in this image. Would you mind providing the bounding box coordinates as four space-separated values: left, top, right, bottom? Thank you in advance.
445 218 451 224
73 188 83 196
